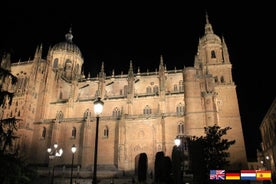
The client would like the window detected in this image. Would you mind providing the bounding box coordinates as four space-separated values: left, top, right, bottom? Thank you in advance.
59 91 63 99
42 127 46 139
211 50 216 58
95 90 99 97
179 80 184 92
84 109 91 119
124 85 128 96
112 107 121 118
174 84 178 92
178 122 184 135
220 76 225 83
176 103 184 115
103 126 109 138
72 127 76 139
146 86 152 94
65 59 72 70
153 85 159 94
143 105 152 115
53 58 59 69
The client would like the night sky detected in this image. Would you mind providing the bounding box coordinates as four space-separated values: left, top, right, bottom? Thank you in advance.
0 2 275 161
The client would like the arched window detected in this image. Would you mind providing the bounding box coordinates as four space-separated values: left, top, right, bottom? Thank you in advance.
146 86 152 94
178 122 184 135
220 76 225 83
59 91 63 99
53 58 59 69
65 59 72 71
143 105 152 115
124 85 128 96
84 109 91 119
179 80 184 92
214 77 218 83
174 84 178 92
95 90 99 97
176 103 184 115
211 50 216 58
72 127 76 138
42 127 46 139
103 126 109 138
112 107 121 118
153 85 159 94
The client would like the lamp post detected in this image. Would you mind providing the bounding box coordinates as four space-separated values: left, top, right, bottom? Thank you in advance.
92 97 104 184
174 137 181 147
47 143 63 184
173 136 185 184
70 144 77 184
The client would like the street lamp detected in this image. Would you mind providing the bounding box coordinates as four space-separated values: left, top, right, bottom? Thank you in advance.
70 144 77 184
174 137 181 147
92 97 104 184
265 155 271 170
173 136 186 184
47 143 63 184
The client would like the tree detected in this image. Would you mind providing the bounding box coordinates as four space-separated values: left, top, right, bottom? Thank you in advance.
154 151 173 184
172 145 184 184
189 124 236 182
0 52 37 183
138 152 148 183
154 151 165 183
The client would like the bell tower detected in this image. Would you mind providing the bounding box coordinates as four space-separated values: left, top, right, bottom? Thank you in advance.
184 13 248 169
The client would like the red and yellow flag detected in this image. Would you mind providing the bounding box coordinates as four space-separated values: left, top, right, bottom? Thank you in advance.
256 170 271 180
226 173 240 180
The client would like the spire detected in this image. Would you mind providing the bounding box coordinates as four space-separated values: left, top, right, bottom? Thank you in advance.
112 69 115 77
158 54 166 91
159 54 165 71
222 35 230 64
101 61 104 72
128 60 134 76
204 11 214 35
127 60 134 98
34 43 43 59
65 26 73 43
160 54 164 66
99 61 105 79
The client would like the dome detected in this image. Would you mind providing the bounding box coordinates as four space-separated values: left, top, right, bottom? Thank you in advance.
51 28 82 57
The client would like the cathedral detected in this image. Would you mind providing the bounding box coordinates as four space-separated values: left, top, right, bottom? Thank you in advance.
0 15 248 175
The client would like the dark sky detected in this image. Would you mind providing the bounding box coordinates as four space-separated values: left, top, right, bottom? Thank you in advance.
0 2 275 161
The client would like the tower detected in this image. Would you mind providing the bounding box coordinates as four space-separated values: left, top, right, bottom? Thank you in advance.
184 13 248 169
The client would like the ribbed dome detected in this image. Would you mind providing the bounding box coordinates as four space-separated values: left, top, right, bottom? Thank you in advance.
51 28 82 57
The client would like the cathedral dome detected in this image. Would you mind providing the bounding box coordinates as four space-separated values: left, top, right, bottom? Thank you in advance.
51 28 82 58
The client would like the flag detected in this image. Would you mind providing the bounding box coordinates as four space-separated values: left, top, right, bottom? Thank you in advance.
256 170 271 180
240 170 256 180
226 172 240 180
210 170 225 180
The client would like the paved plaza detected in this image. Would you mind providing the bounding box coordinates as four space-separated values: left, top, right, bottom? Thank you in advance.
32 176 153 184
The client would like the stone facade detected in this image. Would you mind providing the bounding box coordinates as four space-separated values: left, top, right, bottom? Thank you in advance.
1 15 248 174
259 97 276 179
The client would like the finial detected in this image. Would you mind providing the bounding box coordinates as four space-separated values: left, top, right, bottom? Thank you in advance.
65 25 73 43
